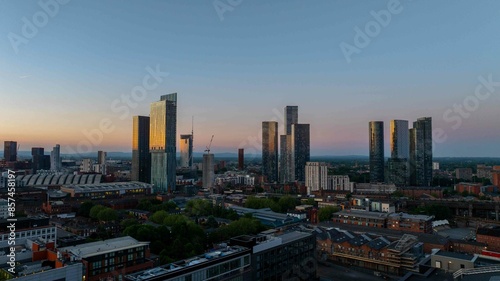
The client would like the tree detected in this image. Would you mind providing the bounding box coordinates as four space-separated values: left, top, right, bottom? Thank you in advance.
97 208 118 222
318 206 339 222
89 205 106 220
78 201 95 217
278 196 299 213
150 210 170 224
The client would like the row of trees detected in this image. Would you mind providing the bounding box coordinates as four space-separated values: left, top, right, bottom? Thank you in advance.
185 199 239 220
244 196 299 213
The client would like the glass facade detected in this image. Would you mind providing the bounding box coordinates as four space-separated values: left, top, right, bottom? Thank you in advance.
389 120 409 186
291 124 310 182
410 117 433 186
3 141 17 162
262 121 279 183
369 121 385 183
279 135 292 183
150 93 177 193
132 116 150 183
284 106 298 135
179 134 193 168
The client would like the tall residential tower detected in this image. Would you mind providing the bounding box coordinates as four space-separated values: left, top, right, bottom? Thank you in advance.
388 120 409 186
262 121 279 183
132 116 151 183
410 117 433 186
150 93 177 193
369 121 385 183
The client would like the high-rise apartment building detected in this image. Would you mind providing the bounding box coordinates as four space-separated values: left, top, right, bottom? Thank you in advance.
132 116 151 183
369 121 385 183
388 120 409 186
410 117 433 186
32 147 50 173
150 93 177 193
202 153 215 191
284 106 298 135
50 144 61 171
4 141 17 162
279 135 292 183
238 148 244 170
262 121 279 183
179 134 193 168
305 162 328 195
97 150 106 165
291 123 310 182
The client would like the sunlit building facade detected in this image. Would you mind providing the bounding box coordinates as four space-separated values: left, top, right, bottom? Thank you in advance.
389 120 409 186
150 93 177 193
262 121 279 183
179 134 193 169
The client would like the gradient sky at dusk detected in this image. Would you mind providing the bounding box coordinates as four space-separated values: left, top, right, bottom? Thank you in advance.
1 0 500 157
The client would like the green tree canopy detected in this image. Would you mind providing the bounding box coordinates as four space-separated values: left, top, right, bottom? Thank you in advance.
318 206 339 222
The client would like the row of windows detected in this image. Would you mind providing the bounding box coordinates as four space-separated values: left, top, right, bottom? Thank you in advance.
1 228 56 241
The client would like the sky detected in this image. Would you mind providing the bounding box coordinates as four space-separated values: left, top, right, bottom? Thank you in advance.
1 0 499 157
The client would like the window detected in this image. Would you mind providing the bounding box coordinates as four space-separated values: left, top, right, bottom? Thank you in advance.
436 261 442 269
461 264 465 269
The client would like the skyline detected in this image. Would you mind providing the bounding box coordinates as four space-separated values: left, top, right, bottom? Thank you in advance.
2 1 500 157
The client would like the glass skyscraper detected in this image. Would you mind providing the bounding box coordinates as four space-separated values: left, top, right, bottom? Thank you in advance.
410 117 433 186
369 121 385 183
262 121 279 183
388 120 409 186
284 106 298 135
132 116 151 183
280 106 298 183
291 123 310 182
3 141 17 162
179 134 193 169
150 93 177 193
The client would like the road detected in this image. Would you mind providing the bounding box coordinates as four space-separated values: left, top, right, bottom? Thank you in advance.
317 262 393 281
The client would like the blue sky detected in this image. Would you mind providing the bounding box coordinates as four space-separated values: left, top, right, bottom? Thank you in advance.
1 0 499 157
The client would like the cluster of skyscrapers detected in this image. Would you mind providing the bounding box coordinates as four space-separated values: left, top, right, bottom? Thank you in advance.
3 141 61 173
132 93 192 193
262 106 310 183
369 117 433 186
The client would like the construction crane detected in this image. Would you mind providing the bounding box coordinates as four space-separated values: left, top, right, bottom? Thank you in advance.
205 135 214 154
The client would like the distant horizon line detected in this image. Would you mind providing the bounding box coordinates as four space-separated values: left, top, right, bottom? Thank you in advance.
4 151 500 159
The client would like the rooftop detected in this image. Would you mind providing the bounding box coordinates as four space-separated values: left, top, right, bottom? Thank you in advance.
336 210 389 220
58 236 149 259
61 181 152 193
433 250 476 262
125 245 249 281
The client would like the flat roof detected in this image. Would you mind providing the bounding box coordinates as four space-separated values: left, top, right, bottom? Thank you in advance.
433 251 476 262
58 236 149 259
61 181 152 193
280 231 312 244
336 210 389 219
126 245 249 281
